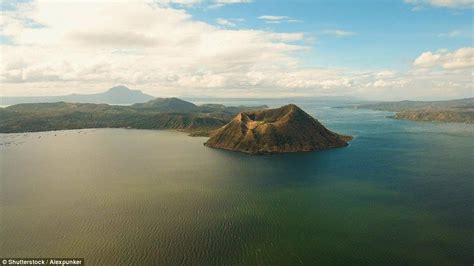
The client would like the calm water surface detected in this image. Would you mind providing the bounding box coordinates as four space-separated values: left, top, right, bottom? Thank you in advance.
1 101 473 265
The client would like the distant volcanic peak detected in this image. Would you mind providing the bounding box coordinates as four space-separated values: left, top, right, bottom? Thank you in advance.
106 86 150 96
107 85 132 92
205 104 351 154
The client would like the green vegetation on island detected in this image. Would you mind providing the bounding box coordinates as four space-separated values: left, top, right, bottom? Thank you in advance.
0 98 268 135
0 96 352 154
353 97 474 123
205 104 351 154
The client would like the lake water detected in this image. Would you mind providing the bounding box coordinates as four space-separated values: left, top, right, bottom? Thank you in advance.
1 101 473 265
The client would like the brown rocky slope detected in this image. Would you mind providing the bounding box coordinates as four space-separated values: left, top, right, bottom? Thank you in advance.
204 104 352 154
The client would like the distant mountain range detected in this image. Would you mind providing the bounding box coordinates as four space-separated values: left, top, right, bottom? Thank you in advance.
356 98 474 111
1 99 351 154
353 97 474 123
0 86 154 105
0 97 268 134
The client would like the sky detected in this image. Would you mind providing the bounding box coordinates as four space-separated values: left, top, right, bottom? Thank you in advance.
0 0 472 100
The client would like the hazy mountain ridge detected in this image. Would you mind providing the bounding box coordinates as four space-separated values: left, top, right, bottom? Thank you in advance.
350 98 474 123
356 98 474 111
1 86 155 105
394 110 474 123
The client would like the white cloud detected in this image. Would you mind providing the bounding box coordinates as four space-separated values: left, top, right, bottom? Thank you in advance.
215 18 244 27
437 29 470 38
155 0 202 6
414 47 474 69
208 0 251 8
138 0 251 8
0 0 471 100
438 30 462 38
0 1 306 94
258 15 290 21
214 0 251 3
404 0 473 8
257 15 301 24
323 29 357 37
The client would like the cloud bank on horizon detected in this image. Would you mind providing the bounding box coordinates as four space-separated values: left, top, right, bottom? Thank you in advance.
0 0 472 100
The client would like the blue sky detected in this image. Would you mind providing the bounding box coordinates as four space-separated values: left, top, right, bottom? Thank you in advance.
189 0 473 70
1 0 472 99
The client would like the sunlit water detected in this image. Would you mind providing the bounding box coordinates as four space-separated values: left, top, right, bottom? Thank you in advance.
1 100 473 265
